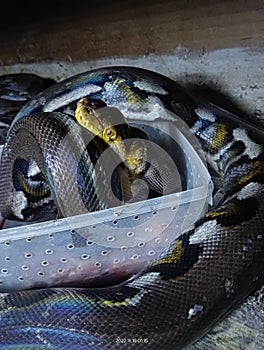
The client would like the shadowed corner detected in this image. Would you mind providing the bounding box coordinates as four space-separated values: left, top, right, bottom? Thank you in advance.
187 81 262 126
0 213 6 229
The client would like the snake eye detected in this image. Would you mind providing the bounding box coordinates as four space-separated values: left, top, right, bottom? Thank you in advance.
104 128 117 141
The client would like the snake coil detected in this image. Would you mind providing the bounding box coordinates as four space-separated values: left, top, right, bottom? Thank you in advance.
0 66 263 349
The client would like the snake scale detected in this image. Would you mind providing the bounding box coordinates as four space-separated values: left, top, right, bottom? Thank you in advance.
0 66 263 349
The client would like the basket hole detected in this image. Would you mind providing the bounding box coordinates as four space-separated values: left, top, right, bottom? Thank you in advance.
107 235 115 241
148 250 156 256
131 254 139 260
81 254 89 260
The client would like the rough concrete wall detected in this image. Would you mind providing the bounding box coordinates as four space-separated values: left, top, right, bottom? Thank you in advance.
0 47 263 120
1 1 262 118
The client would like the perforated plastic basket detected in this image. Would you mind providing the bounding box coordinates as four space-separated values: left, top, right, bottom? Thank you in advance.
0 118 213 292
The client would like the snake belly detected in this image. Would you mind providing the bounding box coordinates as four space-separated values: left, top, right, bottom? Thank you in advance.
0 67 263 349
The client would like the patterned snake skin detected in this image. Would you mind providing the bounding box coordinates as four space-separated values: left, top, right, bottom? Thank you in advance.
0 73 55 144
0 67 263 349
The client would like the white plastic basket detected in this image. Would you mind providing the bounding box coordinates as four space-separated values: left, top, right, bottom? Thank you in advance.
0 119 213 292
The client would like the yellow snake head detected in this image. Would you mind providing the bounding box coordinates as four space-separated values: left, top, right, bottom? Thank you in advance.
75 97 148 176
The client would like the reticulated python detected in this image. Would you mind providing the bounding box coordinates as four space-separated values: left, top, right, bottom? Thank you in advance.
0 67 263 349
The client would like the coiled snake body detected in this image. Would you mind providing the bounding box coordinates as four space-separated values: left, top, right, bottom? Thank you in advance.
0 67 263 349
